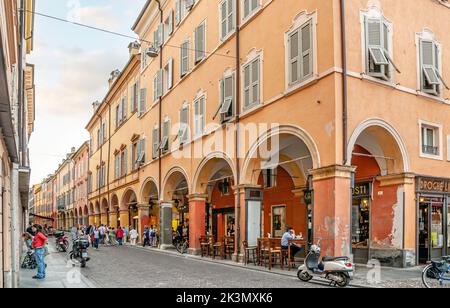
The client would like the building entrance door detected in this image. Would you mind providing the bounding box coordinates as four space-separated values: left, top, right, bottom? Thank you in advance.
419 196 446 263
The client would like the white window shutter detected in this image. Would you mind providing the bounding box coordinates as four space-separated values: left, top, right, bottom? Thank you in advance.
152 128 159 159
139 88 147 115
168 58 173 89
141 138 146 162
175 0 181 25
168 10 174 35
301 22 312 79
124 149 128 175
158 69 164 98
130 85 135 113
447 135 450 161
289 31 299 84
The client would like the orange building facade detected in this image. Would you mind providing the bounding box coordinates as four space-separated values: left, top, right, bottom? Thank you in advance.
78 0 450 267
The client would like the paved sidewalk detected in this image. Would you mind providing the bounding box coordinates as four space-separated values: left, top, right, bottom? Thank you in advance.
125 244 425 288
20 241 97 288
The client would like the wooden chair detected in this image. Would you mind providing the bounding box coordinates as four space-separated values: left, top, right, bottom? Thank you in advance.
224 236 235 260
243 240 257 266
268 239 283 270
259 238 270 267
211 236 224 259
200 236 210 257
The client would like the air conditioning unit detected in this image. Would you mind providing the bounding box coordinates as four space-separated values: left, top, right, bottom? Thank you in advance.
146 47 159 58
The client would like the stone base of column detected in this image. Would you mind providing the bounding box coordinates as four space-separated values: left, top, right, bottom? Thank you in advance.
160 244 175 250
232 253 244 263
188 248 201 256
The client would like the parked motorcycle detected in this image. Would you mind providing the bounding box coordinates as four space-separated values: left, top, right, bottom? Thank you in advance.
55 231 69 253
70 237 90 268
297 241 354 288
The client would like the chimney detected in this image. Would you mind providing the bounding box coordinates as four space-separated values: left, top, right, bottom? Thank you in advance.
108 70 121 88
71 147 76 153
128 40 141 58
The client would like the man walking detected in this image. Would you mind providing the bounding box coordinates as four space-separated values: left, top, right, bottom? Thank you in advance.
32 225 48 280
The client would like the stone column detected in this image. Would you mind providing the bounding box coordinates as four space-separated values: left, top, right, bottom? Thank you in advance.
94 214 101 227
109 212 118 228
376 173 416 266
159 201 174 250
311 165 355 258
88 215 95 226
101 213 108 226
187 194 207 255
234 185 263 263
119 210 129 229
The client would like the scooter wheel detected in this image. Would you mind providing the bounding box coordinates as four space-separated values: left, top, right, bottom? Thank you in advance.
335 273 350 288
81 261 86 268
297 271 313 282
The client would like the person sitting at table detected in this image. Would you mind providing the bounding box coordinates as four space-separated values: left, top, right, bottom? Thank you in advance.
281 227 302 259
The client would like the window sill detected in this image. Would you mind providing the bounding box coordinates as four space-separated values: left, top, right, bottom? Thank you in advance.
284 76 319 97
419 152 443 161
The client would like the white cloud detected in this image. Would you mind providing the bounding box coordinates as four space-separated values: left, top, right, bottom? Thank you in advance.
67 2 122 31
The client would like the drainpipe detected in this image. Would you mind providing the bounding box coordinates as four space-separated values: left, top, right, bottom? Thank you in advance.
107 103 111 220
18 0 25 165
340 0 348 166
234 0 241 260
155 0 163 219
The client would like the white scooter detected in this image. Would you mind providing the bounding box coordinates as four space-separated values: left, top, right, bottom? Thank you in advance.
297 242 354 287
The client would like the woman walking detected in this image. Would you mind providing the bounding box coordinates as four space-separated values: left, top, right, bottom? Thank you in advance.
93 227 100 249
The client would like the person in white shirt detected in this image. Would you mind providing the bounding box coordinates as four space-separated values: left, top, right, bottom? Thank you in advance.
130 228 138 246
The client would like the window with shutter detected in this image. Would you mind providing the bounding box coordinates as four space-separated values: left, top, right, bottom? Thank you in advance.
243 0 260 20
130 84 135 113
166 58 173 90
181 40 190 76
194 96 205 137
161 120 170 153
158 70 163 98
243 58 260 109
220 75 234 122
287 19 315 86
220 0 235 40
420 40 444 96
152 128 159 159
179 106 189 144
363 17 401 80
139 88 147 116
123 149 128 176
195 23 206 63
176 0 183 26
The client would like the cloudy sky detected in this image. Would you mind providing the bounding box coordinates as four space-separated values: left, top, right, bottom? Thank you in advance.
28 0 146 184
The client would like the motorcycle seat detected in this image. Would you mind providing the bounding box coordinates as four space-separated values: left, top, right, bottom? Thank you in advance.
322 256 349 262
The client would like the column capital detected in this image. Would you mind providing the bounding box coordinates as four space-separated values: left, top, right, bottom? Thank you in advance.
187 194 208 201
159 201 174 209
376 173 415 187
311 165 356 181
232 184 263 195
137 203 150 209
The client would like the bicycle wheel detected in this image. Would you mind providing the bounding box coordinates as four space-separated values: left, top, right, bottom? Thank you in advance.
422 264 450 288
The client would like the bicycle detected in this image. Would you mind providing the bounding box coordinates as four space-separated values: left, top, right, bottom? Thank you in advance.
422 256 450 288
175 236 189 254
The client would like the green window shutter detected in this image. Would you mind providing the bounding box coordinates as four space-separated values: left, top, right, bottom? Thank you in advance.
289 30 299 84
124 149 128 175
251 58 260 105
152 128 159 159
167 58 173 89
301 22 312 79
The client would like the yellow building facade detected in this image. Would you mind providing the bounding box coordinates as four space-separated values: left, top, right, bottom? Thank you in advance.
80 0 450 267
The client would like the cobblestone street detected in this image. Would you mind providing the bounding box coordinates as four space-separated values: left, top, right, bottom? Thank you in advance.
80 245 328 288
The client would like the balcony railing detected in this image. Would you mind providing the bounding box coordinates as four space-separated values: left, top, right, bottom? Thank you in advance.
422 145 438 156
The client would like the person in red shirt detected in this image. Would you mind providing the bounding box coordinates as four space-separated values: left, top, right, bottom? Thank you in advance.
116 226 124 246
32 225 48 280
